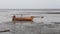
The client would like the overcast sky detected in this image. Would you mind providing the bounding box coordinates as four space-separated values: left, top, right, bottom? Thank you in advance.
0 0 60 9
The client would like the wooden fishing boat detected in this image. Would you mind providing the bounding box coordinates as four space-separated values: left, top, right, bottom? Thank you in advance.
12 15 44 22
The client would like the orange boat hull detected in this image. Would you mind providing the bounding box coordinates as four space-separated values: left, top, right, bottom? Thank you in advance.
13 18 33 21
12 16 44 21
12 16 35 21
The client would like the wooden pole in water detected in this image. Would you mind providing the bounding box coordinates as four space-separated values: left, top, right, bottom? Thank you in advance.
12 15 16 24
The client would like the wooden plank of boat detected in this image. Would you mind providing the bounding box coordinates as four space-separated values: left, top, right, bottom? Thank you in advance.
0 30 10 33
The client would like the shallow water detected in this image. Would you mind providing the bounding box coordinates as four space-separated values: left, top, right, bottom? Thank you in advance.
0 10 60 34
0 22 60 34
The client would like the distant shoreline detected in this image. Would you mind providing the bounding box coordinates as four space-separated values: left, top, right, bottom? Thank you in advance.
0 9 60 11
